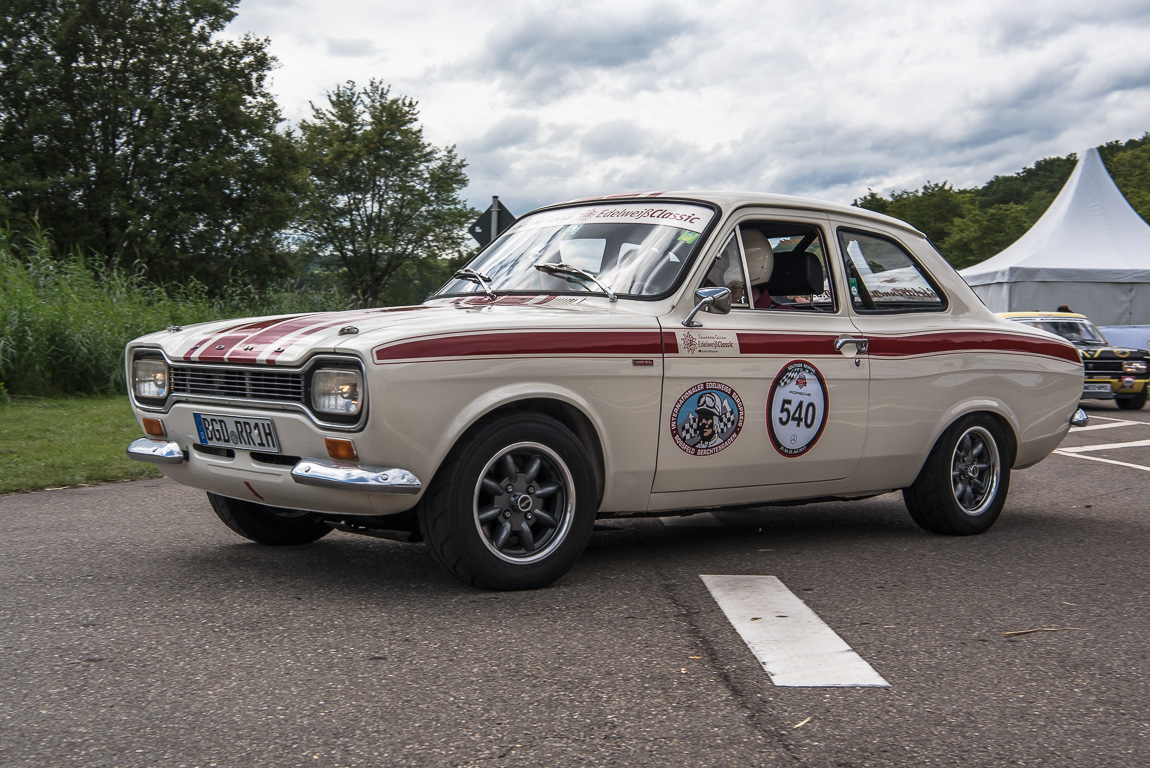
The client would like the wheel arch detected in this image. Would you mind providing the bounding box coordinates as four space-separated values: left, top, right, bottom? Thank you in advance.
441 395 607 509
916 402 1020 479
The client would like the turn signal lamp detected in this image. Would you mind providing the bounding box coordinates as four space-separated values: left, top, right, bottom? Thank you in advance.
325 438 358 461
142 418 166 438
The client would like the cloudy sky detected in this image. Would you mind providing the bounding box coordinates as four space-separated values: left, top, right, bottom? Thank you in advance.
225 0 1150 219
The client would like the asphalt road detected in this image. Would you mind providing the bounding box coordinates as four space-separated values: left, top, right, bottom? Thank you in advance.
2 402 1148 767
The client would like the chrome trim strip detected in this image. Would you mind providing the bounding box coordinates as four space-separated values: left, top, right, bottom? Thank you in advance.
126 437 186 464
291 458 422 495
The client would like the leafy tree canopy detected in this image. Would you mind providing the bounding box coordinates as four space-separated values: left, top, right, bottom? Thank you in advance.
295 80 476 307
0 0 303 290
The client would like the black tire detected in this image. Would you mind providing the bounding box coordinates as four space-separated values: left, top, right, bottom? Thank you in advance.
1115 389 1147 410
903 415 1011 535
207 492 332 545
417 412 597 590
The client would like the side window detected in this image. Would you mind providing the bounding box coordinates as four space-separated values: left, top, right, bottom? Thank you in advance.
698 222 837 312
838 229 946 312
745 222 836 312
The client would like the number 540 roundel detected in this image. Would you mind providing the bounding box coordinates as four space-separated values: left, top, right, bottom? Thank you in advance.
126 191 1085 590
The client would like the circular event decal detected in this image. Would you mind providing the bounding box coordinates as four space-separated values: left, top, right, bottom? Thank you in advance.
767 361 829 457
670 382 745 456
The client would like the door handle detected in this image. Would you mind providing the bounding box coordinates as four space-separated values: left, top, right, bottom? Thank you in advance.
834 337 869 354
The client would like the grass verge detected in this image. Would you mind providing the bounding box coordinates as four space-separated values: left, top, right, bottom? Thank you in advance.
0 395 162 494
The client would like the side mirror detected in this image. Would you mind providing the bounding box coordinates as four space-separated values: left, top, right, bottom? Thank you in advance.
682 286 732 327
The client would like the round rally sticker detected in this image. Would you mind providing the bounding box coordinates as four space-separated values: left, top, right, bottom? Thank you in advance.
767 361 829 457
671 382 745 456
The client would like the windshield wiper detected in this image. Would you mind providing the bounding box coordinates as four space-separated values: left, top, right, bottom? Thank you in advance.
534 262 618 302
453 268 495 298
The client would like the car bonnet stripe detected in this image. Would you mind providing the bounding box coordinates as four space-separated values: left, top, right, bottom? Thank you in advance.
182 316 307 361
185 307 434 363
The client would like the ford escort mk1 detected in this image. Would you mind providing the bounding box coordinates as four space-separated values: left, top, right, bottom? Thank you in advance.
127 192 1085 589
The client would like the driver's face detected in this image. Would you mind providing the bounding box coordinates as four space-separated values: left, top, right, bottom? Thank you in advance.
699 414 715 438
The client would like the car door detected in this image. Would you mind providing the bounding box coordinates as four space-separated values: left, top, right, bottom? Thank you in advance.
832 223 956 476
653 212 871 494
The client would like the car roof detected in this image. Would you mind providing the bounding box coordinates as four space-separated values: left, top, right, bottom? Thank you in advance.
541 190 927 238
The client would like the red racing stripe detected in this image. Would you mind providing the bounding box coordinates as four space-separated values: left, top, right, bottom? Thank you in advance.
865 331 1081 364
736 333 837 355
182 316 304 361
374 331 663 362
187 307 433 363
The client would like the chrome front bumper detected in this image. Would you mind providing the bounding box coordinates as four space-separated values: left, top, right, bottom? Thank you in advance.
126 438 422 495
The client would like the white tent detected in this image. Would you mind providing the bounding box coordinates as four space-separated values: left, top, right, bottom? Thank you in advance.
959 148 1150 325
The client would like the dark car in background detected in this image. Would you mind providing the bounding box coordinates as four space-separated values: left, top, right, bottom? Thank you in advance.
1001 312 1149 410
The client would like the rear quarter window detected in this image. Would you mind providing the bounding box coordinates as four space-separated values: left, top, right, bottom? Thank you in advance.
839 229 947 313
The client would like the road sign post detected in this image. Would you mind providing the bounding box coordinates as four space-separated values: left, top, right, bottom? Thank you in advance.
470 196 517 247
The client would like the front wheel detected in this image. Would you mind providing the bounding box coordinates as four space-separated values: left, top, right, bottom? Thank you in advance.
207 492 333 545
903 415 1011 535
418 413 597 590
1115 389 1147 410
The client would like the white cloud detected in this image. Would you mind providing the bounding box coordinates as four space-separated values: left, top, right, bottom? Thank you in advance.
227 0 1150 218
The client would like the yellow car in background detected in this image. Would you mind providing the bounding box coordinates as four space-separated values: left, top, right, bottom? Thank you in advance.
1001 311 1149 410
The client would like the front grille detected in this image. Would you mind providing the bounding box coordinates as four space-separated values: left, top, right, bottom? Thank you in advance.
1084 360 1123 376
170 365 305 404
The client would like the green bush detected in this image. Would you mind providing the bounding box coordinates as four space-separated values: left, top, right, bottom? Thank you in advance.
0 225 350 397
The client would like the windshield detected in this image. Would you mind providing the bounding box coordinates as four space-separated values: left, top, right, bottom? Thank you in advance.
1016 317 1108 345
435 202 715 299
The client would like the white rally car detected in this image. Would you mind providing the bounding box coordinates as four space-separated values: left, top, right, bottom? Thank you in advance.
126 192 1085 590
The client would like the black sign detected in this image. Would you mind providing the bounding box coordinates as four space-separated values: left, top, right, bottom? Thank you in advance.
469 196 517 247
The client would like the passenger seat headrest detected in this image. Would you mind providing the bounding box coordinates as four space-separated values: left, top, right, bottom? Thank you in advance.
766 251 824 296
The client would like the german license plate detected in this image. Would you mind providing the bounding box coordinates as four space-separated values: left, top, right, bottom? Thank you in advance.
194 413 280 453
1083 382 1111 393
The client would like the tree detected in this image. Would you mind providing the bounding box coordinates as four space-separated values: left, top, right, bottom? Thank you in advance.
295 80 476 307
0 0 302 289
1104 135 1150 223
938 203 1034 269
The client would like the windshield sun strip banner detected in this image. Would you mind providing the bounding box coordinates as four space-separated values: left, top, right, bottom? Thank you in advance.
505 203 715 236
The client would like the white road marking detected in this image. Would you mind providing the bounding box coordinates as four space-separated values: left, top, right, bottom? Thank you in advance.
1072 419 1148 432
1053 451 1150 472
661 512 722 527
701 574 889 688
1056 438 1150 453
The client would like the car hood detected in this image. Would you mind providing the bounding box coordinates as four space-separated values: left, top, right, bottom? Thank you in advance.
1076 343 1150 361
132 297 662 366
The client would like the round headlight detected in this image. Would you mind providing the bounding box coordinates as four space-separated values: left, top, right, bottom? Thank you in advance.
311 368 363 416
132 357 169 400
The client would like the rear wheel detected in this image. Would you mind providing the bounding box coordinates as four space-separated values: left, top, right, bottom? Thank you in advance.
418 412 597 590
903 415 1010 535
1115 389 1147 410
207 492 332 545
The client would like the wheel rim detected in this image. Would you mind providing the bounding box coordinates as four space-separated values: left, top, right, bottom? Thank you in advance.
473 441 575 564
949 426 1000 516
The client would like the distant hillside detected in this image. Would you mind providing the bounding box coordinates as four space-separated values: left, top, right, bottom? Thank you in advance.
853 134 1150 269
